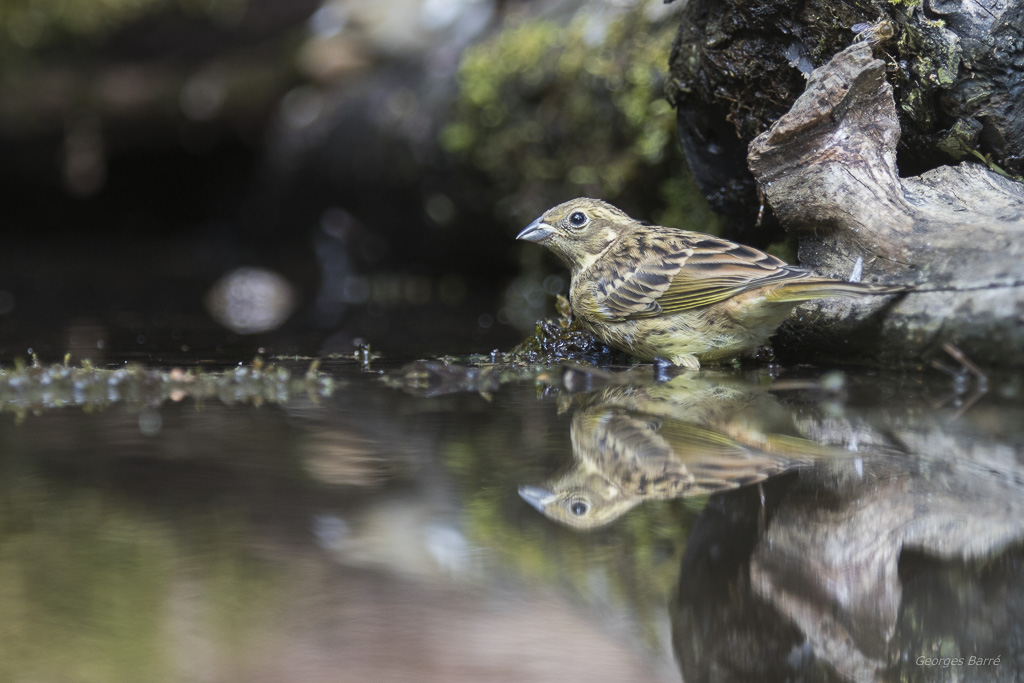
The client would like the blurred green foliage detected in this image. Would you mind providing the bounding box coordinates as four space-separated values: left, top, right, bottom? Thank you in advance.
0 0 248 51
442 7 721 232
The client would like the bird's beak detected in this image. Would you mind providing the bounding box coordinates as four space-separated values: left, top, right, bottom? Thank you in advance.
516 218 554 242
518 485 557 512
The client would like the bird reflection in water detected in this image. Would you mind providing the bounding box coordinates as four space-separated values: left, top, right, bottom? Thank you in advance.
519 371 839 529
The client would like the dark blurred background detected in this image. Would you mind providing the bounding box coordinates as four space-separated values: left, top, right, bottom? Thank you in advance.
0 0 715 362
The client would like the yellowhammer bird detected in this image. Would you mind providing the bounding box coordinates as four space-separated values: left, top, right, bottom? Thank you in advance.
517 376 839 530
519 408 785 530
517 198 905 369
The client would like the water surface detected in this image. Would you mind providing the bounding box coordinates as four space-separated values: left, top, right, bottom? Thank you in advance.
1 356 1021 682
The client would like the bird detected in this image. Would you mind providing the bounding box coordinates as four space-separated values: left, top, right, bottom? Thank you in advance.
517 198 905 369
517 376 837 530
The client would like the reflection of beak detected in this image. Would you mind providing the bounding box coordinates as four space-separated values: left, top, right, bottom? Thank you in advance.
518 485 557 512
516 218 554 242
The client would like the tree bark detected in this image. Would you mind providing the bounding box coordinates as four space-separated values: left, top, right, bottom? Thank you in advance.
747 41 1024 367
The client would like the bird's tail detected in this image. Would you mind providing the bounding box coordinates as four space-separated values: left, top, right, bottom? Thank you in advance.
765 278 907 303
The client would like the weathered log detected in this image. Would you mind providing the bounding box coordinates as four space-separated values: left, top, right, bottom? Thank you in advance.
747 41 1024 367
667 0 1024 236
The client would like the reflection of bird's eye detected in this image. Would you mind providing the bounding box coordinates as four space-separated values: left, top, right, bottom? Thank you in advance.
568 211 587 227
570 501 588 516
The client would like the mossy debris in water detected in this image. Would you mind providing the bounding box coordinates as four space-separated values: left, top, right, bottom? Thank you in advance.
509 295 629 366
383 297 632 398
0 355 334 418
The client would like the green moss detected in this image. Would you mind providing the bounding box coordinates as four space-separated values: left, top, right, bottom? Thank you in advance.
891 19 964 155
936 117 982 160
444 7 720 232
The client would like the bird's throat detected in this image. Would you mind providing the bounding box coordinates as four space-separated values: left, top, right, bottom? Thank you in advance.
570 228 620 278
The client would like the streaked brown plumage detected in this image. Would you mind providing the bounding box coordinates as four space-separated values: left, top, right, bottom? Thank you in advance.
518 376 838 530
517 198 904 369
519 407 792 529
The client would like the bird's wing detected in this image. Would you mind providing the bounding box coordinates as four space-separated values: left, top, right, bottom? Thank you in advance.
572 409 675 472
593 232 811 320
657 420 791 493
585 409 791 497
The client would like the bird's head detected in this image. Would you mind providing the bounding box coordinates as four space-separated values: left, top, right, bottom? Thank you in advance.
517 198 632 274
517 472 639 531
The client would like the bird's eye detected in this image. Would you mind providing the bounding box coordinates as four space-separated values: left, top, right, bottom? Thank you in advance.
568 211 588 227
570 501 589 516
